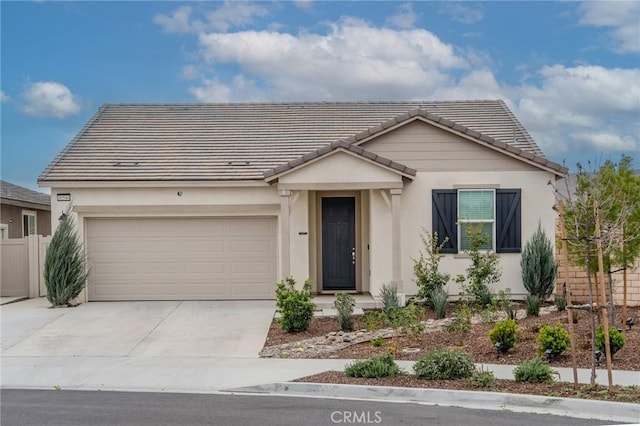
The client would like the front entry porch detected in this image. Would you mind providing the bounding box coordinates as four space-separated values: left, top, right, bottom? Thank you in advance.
268 145 415 298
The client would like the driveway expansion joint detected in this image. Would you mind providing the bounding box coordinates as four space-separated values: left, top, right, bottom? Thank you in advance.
124 301 183 357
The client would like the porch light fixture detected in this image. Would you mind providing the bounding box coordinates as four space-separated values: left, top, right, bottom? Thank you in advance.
58 212 67 221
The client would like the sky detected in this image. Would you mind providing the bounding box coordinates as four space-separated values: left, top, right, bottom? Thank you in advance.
1 1 639 192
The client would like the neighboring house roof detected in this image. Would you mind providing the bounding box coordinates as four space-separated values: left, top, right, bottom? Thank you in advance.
1 180 51 210
39 100 566 183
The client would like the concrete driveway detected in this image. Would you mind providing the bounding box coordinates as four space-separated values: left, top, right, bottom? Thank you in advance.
1 298 275 358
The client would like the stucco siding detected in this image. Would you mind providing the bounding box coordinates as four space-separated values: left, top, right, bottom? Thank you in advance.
364 120 541 173
278 151 402 186
387 170 556 298
1 204 51 238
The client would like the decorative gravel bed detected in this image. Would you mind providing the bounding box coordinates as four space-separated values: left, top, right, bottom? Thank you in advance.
261 305 640 372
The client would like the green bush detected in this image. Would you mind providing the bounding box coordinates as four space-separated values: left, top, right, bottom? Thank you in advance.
44 212 89 307
457 224 501 307
429 287 448 319
525 295 541 317
596 325 626 357
413 230 450 301
333 292 355 332
469 368 496 388
380 282 400 317
388 302 425 336
345 354 401 378
275 277 315 332
537 323 570 357
444 303 472 334
371 336 385 347
414 348 475 380
555 296 567 311
362 311 387 332
513 357 558 383
489 319 518 352
521 223 557 300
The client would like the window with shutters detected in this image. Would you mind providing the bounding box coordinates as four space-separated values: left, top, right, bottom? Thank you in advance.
458 190 494 251
432 188 521 254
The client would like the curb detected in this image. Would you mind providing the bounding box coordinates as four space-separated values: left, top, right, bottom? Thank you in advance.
227 382 640 424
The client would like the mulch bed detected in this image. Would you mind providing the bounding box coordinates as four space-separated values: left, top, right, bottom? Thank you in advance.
294 371 640 403
264 306 640 371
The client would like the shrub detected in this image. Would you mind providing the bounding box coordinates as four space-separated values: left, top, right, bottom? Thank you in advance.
413 230 450 301
596 325 626 357
429 287 448 319
388 302 425 336
489 319 518 352
525 295 541 317
380 282 400 317
345 354 401 378
275 277 315 332
537 323 570 357
444 303 472 334
371 337 385 347
555 296 567 311
521 222 557 301
544 332 569 359
333 292 355 332
362 311 387 332
513 358 558 383
479 307 499 324
456 224 502 308
469 368 496 388
414 349 475 380
44 212 89 307
495 289 517 321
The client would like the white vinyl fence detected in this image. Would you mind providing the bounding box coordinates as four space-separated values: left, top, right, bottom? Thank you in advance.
0 235 51 298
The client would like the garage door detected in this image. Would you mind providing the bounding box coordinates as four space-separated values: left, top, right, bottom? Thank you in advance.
86 217 277 301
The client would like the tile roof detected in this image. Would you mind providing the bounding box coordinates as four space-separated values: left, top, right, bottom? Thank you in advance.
39 100 565 183
1 180 51 208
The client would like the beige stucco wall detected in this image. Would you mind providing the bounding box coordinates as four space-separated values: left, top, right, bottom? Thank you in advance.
365 170 556 298
278 150 403 187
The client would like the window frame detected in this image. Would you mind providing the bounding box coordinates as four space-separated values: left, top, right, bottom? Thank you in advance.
457 189 496 252
22 210 37 237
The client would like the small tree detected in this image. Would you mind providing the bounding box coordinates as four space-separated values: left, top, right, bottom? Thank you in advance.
457 223 501 307
413 230 450 302
520 222 557 301
275 277 315 332
44 212 89 306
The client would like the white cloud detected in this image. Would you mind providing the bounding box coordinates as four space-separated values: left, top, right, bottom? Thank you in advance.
0 90 10 102
579 1 640 53
189 75 263 102
513 65 640 156
386 3 418 29
294 0 313 11
195 17 466 101
181 65 201 80
439 3 484 24
20 81 81 118
206 1 268 32
154 6 197 34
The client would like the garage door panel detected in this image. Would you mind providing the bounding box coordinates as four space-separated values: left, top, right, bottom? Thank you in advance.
87 217 277 301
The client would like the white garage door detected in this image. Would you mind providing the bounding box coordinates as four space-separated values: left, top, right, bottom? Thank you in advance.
86 217 277 301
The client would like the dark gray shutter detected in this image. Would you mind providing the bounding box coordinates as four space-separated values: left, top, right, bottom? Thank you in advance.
432 190 457 253
496 189 521 253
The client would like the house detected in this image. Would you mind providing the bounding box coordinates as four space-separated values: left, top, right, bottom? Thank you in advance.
38 101 567 302
1 180 51 239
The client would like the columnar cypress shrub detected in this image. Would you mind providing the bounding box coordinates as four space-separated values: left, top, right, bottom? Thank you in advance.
521 222 557 300
44 213 89 306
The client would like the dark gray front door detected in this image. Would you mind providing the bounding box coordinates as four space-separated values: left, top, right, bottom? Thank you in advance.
322 197 356 291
